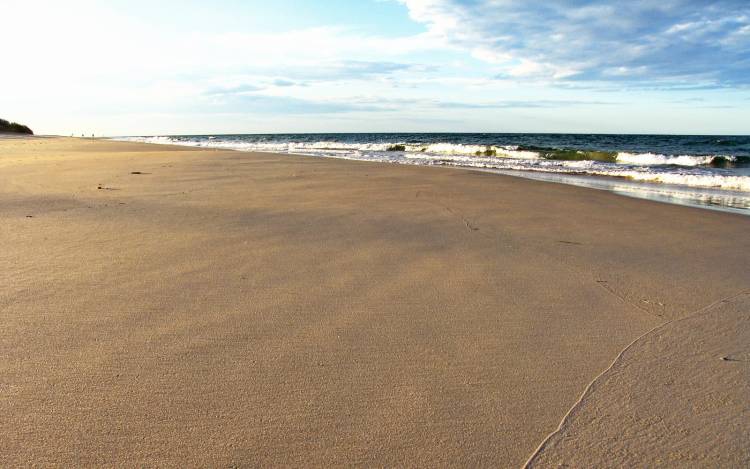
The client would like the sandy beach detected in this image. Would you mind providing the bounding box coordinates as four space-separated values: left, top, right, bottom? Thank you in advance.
2 137 748 467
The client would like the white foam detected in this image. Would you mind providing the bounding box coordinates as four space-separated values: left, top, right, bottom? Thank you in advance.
616 152 734 167
496 147 540 159
401 143 540 159
616 171 750 191
119 135 177 145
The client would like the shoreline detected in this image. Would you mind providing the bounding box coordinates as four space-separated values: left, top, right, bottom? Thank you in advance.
2 136 748 466
109 135 750 216
486 168 750 216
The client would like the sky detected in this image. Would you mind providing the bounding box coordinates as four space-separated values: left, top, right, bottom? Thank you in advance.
1 0 749 136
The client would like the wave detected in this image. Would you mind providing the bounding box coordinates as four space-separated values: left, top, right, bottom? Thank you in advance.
123 136 740 166
397 143 540 159
410 156 750 191
458 162 750 191
615 152 737 167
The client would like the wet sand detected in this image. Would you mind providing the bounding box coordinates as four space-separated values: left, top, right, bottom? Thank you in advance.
2 137 748 466
527 293 749 467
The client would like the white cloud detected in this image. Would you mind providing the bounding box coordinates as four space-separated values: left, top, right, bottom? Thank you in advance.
397 0 750 86
0 0 448 134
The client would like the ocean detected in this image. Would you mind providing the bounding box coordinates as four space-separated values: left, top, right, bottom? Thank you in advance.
116 133 750 215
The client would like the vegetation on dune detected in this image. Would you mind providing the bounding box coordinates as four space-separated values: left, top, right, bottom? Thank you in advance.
0 118 33 135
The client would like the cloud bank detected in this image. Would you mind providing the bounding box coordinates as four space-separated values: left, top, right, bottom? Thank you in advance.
400 0 750 87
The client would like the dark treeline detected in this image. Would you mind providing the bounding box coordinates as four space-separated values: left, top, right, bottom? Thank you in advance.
0 118 33 134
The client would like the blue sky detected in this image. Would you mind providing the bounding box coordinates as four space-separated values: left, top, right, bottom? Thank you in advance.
2 0 749 135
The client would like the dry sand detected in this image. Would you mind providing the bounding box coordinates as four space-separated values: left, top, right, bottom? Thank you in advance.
1 137 748 467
